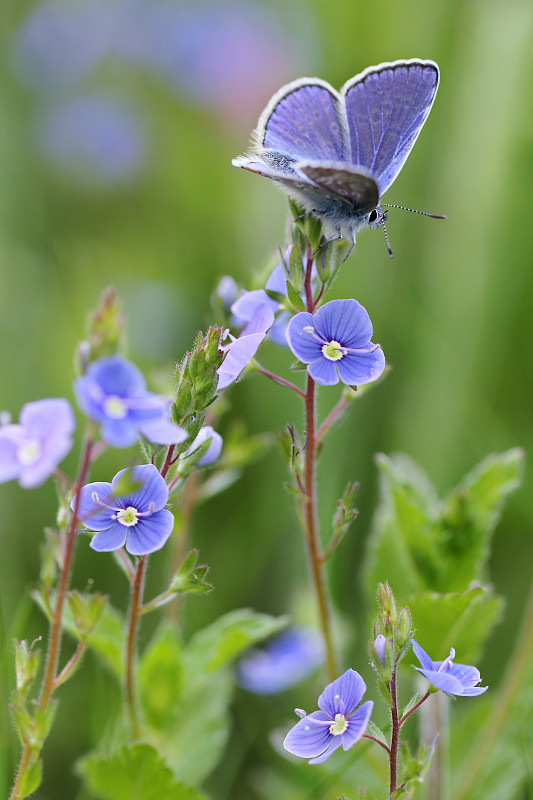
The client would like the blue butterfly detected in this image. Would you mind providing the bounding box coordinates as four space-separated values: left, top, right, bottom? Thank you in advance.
233 59 442 253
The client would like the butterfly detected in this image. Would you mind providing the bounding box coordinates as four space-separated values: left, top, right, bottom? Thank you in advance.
232 59 442 254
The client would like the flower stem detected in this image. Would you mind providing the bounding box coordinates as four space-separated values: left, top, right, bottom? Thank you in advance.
254 363 306 397
399 690 431 726
315 395 351 443
454 574 533 800
10 435 94 800
389 667 400 796
125 555 147 739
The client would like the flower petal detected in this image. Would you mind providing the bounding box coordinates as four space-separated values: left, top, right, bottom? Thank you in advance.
335 347 385 386
308 357 338 386
456 685 488 697
185 426 223 466
411 640 434 672
217 331 267 389
138 413 187 445
85 355 147 396
90 522 128 552
73 481 115 530
308 736 342 765
286 312 324 363
20 398 75 438
415 668 465 695
448 662 482 687
318 669 366 717
100 417 139 448
283 711 333 758
125 508 174 555
111 464 168 512
231 290 277 323
314 299 373 348
342 700 373 750
0 430 22 483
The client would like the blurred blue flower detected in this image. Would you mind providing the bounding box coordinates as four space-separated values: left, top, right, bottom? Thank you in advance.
184 425 222 466
237 627 324 695
283 668 373 764
73 463 173 555
75 354 186 447
10 1 113 89
0 398 75 488
217 305 274 390
37 95 147 185
137 1 308 123
412 640 488 698
287 299 385 387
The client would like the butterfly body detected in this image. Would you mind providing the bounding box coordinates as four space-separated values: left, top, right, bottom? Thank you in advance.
233 59 439 244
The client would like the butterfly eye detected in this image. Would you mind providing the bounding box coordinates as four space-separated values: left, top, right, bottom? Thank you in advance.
368 209 378 223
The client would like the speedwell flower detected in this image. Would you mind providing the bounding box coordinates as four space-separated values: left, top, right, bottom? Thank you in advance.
237 627 325 695
0 398 75 488
217 304 274 389
283 668 373 764
184 425 222 466
73 463 174 555
286 298 385 387
75 354 186 447
412 640 488 697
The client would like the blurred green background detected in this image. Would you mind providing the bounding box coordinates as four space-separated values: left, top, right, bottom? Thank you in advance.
1 0 533 797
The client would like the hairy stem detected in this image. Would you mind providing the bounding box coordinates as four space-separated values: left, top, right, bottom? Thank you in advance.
10 435 94 800
389 667 400 797
255 364 306 398
125 555 147 739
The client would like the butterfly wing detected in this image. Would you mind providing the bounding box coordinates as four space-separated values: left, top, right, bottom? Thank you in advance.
254 78 348 162
341 59 439 196
299 162 379 213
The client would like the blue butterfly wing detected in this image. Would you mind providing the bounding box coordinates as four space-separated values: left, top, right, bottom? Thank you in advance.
342 60 439 196
257 79 347 162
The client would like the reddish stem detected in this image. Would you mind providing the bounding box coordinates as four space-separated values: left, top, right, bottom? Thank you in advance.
399 690 431 726
256 365 306 398
125 555 147 738
389 667 400 796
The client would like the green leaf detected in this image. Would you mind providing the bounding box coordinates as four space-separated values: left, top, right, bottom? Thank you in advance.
400 692 423 720
365 450 523 600
139 624 183 729
408 587 503 664
17 760 42 799
285 280 306 312
185 609 288 677
77 744 206 800
366 720 389 747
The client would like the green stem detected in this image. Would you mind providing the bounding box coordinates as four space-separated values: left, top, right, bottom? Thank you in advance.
10 435 93 800
454 575 533 800
125 555 147 739
301 374 337 682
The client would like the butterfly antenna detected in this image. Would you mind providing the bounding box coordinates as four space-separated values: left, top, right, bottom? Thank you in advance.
381 203 446 220
379 213 394 259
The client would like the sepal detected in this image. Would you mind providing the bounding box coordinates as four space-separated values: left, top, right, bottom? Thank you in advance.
66 591 107 640
13 639 40 703
169 550 213 596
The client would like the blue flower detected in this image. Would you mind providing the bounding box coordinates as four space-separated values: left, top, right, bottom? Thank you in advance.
217 305 274 389
412 640 488 697
184 425 222 466
237 628 324 695
286 299 385 387
0 398 75 488
75 355 186 447
73 463 174 555
283 668 373 764
231 247 317 346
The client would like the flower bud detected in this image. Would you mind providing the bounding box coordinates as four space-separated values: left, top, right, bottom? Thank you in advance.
396 607 413 648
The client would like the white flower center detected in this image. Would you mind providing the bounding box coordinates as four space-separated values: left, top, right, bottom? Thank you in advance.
18 438 41 466
322 340 346 361
329 713 348 736
116 506 139 527
103 395 128 419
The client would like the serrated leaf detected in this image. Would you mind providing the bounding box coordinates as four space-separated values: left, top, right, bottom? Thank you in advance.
185 609 288 678
77 744 206 800
139 624 183 729
407 587 503 664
